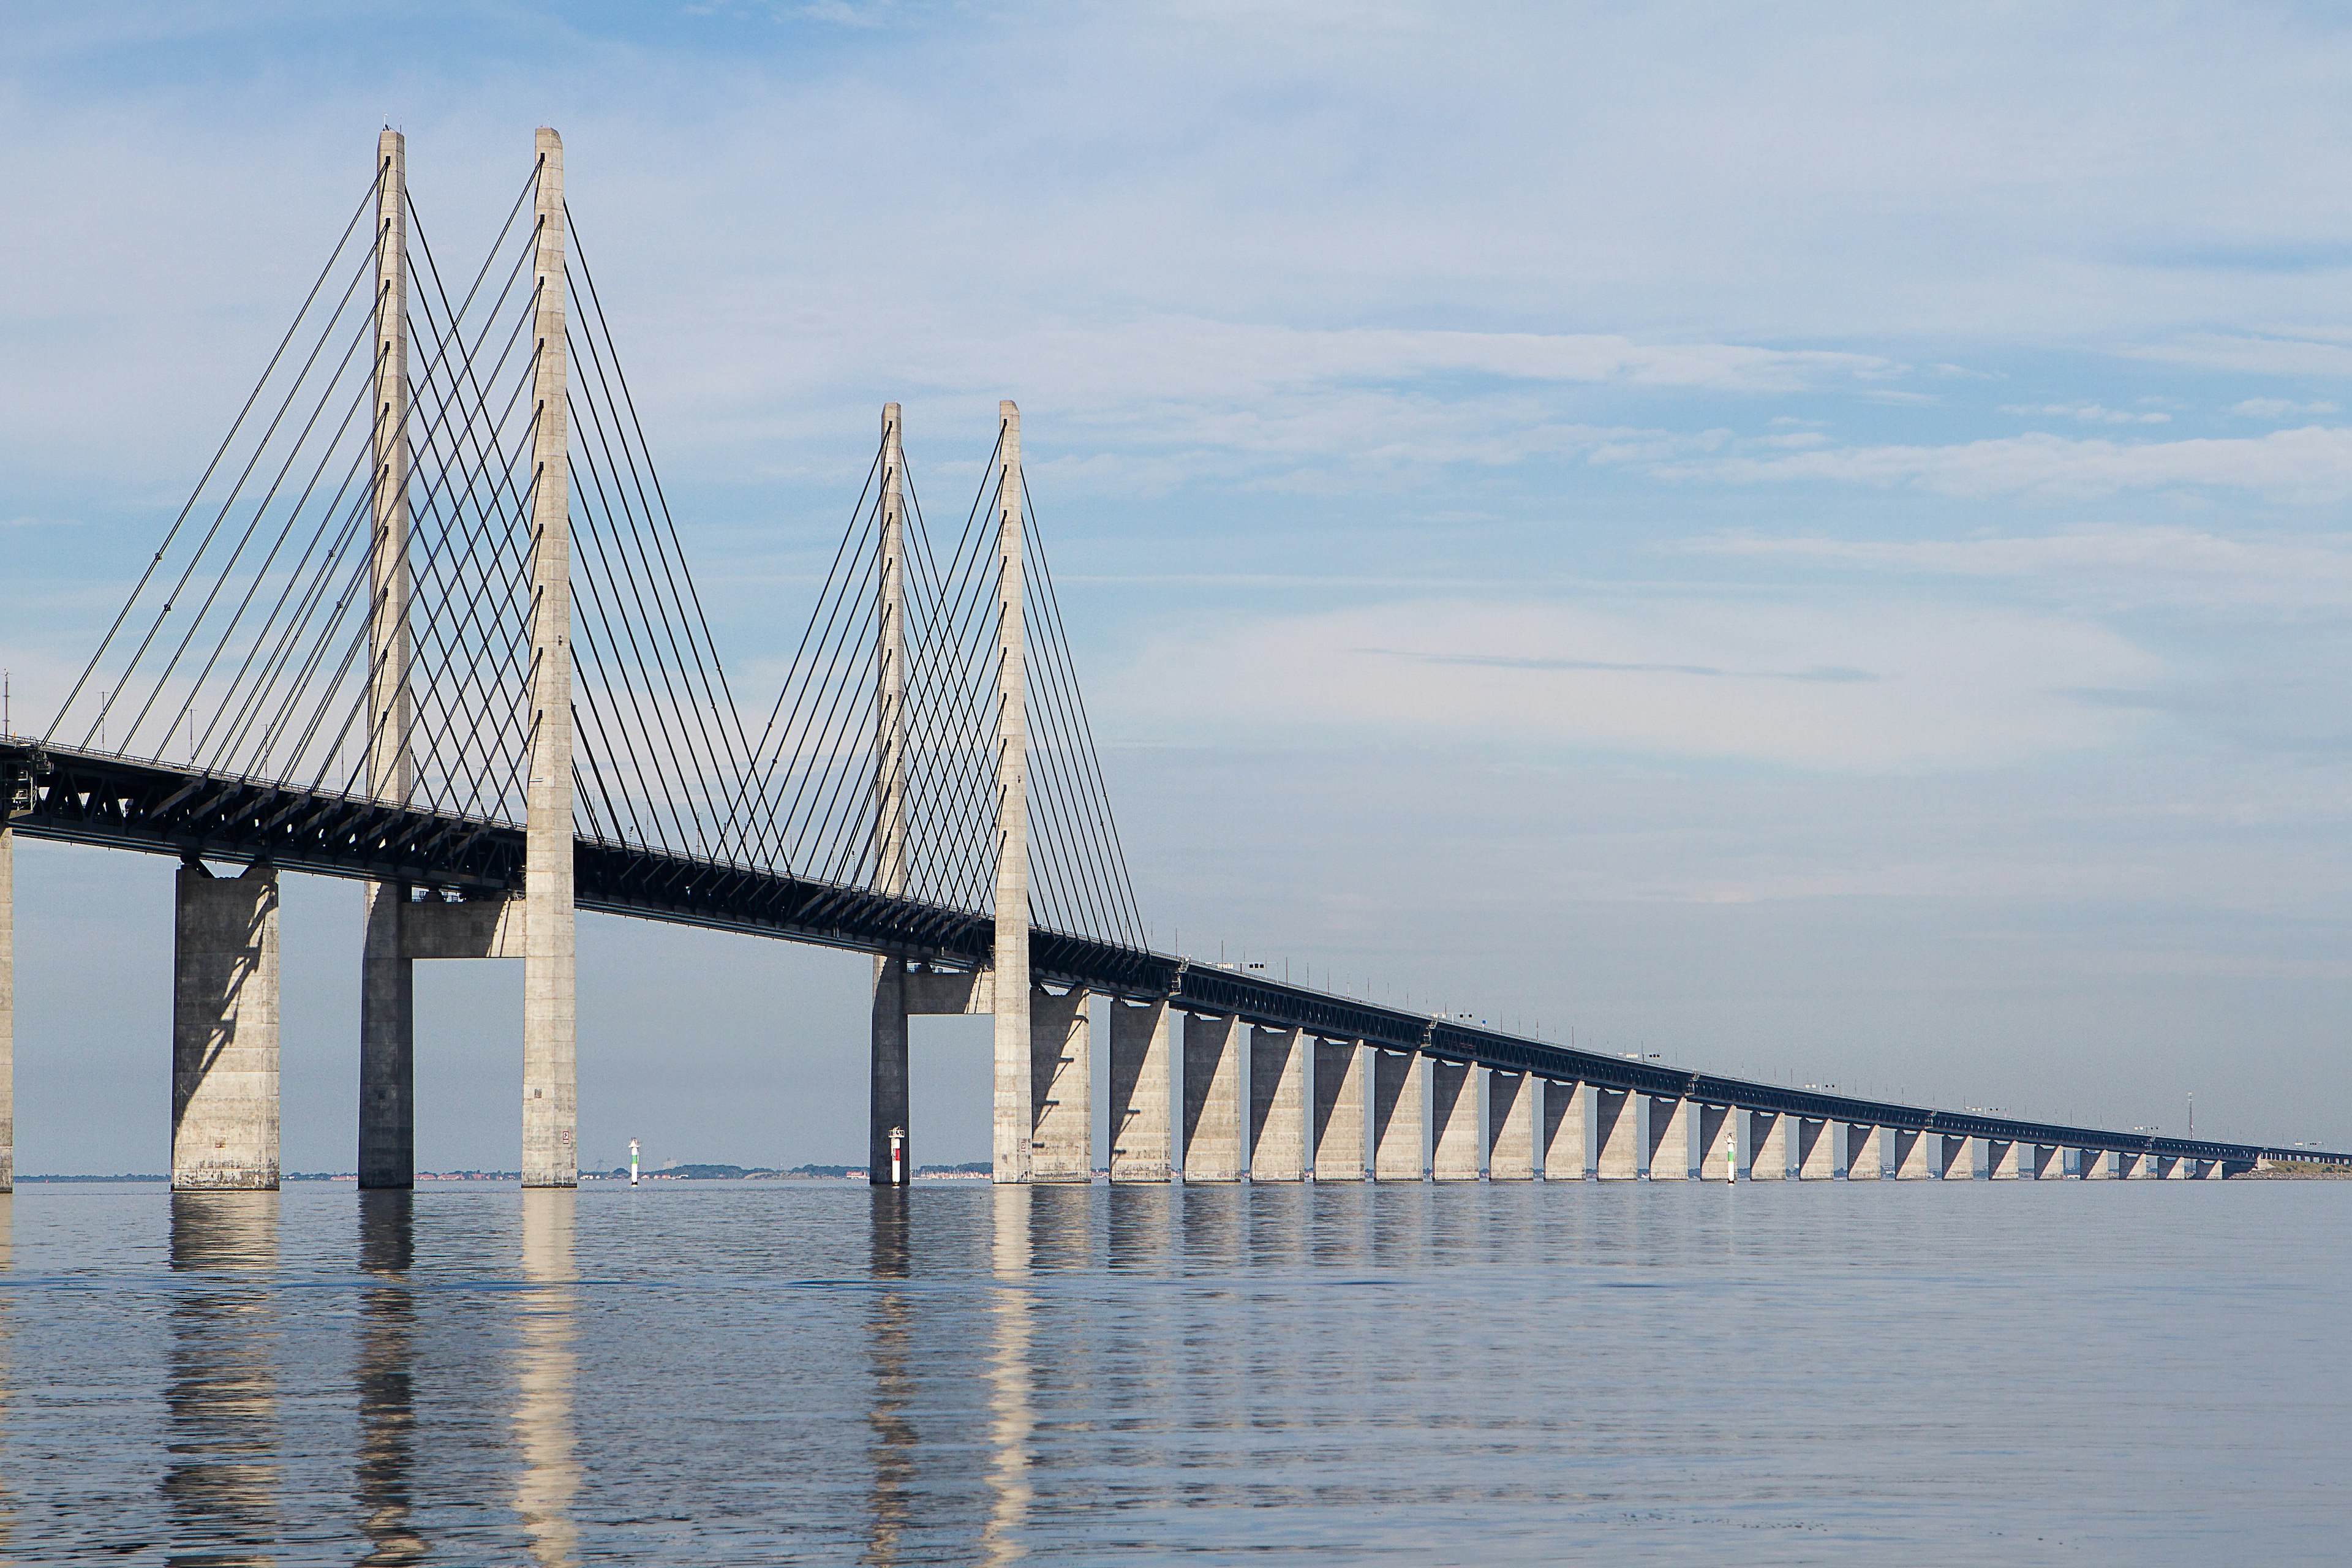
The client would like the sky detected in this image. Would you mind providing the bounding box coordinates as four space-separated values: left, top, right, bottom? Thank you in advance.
8 1 2352 1171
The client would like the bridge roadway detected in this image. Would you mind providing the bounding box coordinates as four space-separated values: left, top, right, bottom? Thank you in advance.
12 736 2342 1175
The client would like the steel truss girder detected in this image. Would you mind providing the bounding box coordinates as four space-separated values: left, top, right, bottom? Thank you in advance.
1 739 2331 1172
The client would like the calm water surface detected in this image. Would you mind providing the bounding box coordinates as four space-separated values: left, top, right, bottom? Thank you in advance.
0 1178 2342 1564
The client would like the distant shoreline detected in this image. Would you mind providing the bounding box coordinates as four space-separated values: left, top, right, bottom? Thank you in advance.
8 1163 998 1184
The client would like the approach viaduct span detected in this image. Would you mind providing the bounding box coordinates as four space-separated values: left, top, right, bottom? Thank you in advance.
1 129 2339 1193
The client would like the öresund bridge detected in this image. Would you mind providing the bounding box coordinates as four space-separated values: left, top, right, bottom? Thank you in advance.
1 129 2340 1193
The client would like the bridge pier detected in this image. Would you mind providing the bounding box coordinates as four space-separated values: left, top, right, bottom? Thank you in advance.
1844 1123 1883 1180
1937 1134 1973 1180
1646 1096 1690 1180
1370 1049 1423 1181
869 957 910 1185
1987 1138 2020 1180
1746 1109 1787 1180
1594 1088 1638 1180
1250 1026 1307 1181
1698 1102 1736 1180
1180 1012 1243 1181
0 823 12 1192
1431 1059 1480 1180
172 861 280 1191
2030 1142 2065 1180
1487 1070 1535 1180
2080 1147 2114 1178
1109 997 1172 1182
1795 1116 1835 1179
1311 1038 1365 1180
1541 1079 1586 1179
1888 1126 1928 1178
1031 986 1090 1182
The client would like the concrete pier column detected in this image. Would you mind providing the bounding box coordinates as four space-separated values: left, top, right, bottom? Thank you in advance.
1844 1123 1883 1181
1179 1012 1243 1182
359 127 416 1191
868 404 911 1187
1370 1049 1423 1182
1541 1079 1586 1180
1937 1134 1973 1180
2079 1147 2114 1179
1698 1103 1736 1180
172 861 281 1191
989 401 1032 1183
1430 1059 1480 1181
521 127 578 1189
2159 1155 2188 1180
869 957 909 1185
1030 986 1089 1182
1890 1126 1929 1178
1796 1117 1836 1180
1107 997 1172 1182
0 823 12 1191
2117 1152 2148 1179
1646 1096 1691 1180
1987 1139 2020 1180
1487 1070 1536 1181
1746 1109 1788 1180
1311 1038 1365 1181
1248 1027 1307 1182
1594 1088 1638 1180
2030 1143 2065 1181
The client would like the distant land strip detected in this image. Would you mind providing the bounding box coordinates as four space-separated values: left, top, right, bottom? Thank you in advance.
9 1163 1000 1183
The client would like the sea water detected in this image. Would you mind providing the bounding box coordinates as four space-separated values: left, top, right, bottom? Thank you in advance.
0 1178 2342 1564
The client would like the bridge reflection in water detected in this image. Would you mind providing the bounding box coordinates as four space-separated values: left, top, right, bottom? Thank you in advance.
356 1192 423 1567
0 1181 2320 1559
513 1192 579 1568
165 1193 279 1567
0 1196 11 1566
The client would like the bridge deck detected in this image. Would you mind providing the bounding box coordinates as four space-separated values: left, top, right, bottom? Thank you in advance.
7 739 2339 1170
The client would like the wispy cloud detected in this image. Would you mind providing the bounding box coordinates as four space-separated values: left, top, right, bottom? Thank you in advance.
1678 524 2352 609
1998 403 2169 424
2124 334 2352 377
2233 397 2341 418
1664 427 2352 502
1109 597 2158 771
1372 649 1878 683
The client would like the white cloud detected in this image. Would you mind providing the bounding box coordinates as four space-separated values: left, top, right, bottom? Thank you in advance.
1998 403 2170 424
1108 597 2159 771
2233 396 2342 418
2126 336 2352 377
1679 524 2352 609
1670 427 2352 502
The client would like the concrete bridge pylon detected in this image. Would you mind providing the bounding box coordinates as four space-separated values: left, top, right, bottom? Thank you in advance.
7 124 2337 1197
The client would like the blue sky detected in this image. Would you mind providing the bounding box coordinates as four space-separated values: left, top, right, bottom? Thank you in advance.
9 1 2352 1169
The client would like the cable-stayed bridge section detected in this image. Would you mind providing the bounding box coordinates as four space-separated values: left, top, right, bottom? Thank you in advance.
1 128 2340 1193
